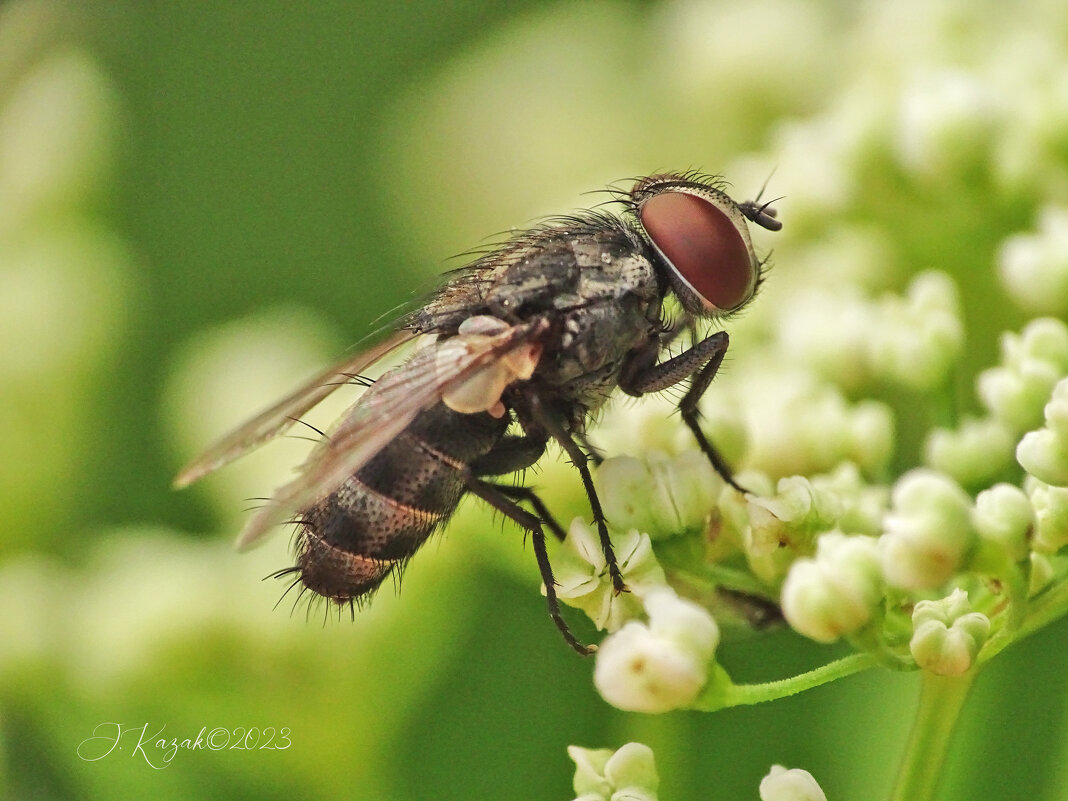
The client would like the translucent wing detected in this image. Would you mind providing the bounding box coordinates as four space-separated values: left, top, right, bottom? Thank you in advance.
235 318 548 548
173 329 417 489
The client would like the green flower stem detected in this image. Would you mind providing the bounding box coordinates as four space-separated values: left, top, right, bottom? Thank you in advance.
889 670 977 801
985 575 1068 661
671 563 778 602
691 652 880 711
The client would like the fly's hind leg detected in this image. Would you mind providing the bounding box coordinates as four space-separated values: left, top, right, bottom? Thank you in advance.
620 330 745 492
490 483 568 541
462 475 591 655
526 397 627 596
469 433 566 540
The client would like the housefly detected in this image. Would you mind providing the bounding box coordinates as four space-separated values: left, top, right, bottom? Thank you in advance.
175 171 781 654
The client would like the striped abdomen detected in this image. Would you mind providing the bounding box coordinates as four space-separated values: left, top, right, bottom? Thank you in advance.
294 401 509 603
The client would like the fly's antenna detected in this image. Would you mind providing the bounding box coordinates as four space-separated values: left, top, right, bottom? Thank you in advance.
739 168 783 232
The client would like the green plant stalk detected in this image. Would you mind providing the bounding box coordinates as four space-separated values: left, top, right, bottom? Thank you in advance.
888 669 977 801
692 652 880 711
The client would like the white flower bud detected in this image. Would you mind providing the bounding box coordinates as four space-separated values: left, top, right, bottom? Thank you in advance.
1017 377 1068 486
910 589 990 676
974 483 1035 561
923 417 1016 488
895 69 995 179
596 451 723 540
866 272 964 391
997 206 1068 315
1046 377 1068 440
746 476 842 558
978 319 1068 433
593 588 719 713
845 401 896 477
810 462 890 536
550 520 666 632
722 363 893 479
775 287 874 389
759 765 828 801
1027 479 1068 554
1017 429 1068 487
780 532 882 643
977 361 1059 433
568 742 659 801
1012 318 1068 372
879 470 976 590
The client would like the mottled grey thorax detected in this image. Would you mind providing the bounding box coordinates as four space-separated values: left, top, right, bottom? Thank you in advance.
487 226 663 413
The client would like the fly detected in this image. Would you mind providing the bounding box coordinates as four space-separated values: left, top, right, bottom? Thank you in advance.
174 171 781 654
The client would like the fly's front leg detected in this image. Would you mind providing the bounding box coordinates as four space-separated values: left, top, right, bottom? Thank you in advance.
462 473 592 655
619 330 745 492
527 397 627 595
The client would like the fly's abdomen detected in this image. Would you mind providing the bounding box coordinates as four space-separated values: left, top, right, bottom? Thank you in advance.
294 402 508 604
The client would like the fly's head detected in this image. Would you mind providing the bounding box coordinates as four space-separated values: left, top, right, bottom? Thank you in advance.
626 172 781 319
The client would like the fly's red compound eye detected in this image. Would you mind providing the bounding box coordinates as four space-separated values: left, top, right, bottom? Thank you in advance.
639 191 758 313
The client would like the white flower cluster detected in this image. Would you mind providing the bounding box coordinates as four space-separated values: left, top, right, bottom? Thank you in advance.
584 426 1065 688
568 742 659 801
567 744 827 801
926 318 1068 487
776 271 964 393
909 589 991 677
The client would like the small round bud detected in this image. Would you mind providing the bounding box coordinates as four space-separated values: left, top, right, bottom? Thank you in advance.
923 417 1016 488
1027 479 1068 554
866 271 964 391
550 520 666 632
1017 377 1068 486
746 476 842 557
568 742 659 801
974 483 1035 561
593 588 719 713
596 451 723 540
759 765 828 801
775 288 874 390
977 361 1059 433
723 364 893 479
780 532 882 643
845 401 896 476
978 318 1068 433
997 207 1068 315
879 470 976 590
1046 378 1068 439
910 589 990 676
810 461 890 536
1017 429 1068 487
1013 318 1068 370
895 69 995 179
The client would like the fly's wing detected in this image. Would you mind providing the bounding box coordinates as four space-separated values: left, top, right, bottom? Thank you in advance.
235 318 548 549
173 329 418 489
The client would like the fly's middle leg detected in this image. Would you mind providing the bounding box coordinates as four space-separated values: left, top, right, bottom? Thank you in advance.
619 330 745 492
526 396 627 596
469 434 566 540
462 474 592 655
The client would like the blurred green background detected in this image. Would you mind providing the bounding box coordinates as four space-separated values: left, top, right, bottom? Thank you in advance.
1 1 1066 799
